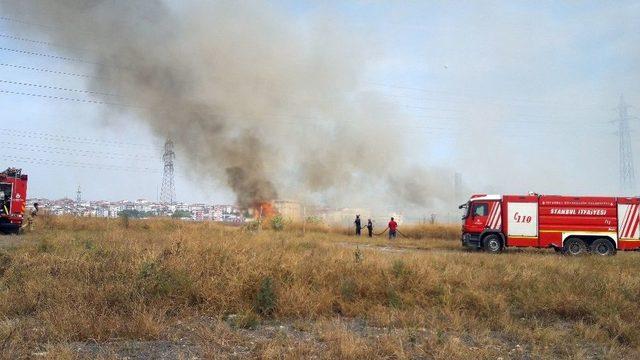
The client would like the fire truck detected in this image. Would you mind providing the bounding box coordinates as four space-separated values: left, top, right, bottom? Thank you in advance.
0 168 28 234
460 194 640 255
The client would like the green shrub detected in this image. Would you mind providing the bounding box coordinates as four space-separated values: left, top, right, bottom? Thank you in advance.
271 215 286 231
229 311 260 329
340 279 357 301
255 276 277 316
391 259 412 278
119 213 130 228
387 287 402 309
138 261 191 299
354 247 363 263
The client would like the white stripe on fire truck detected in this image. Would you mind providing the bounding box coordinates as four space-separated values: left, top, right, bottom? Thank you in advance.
487 204 496 228
495 204 502 229
626 205 640 239
487 204 495 228
488 203 499 229
620 205 633 237
489 203 501 229
622 205 638 238
623 204 638 238
491 204 500 229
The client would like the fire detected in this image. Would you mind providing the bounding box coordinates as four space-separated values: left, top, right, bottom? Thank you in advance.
253 201 276 220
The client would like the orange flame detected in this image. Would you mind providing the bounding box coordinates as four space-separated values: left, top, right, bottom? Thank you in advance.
254 202 276 220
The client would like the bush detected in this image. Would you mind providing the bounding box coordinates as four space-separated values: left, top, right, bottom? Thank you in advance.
255 276 277 316
138 261 191 299
270 215 286 231
386 287 402 309
228 311 260 329
391 259 412 278
340 279 357 301
242 221 260 232
119 213 130 228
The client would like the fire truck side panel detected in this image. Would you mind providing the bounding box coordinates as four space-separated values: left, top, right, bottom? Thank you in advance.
538 196 618 249
503 195 539 247
617 198 640 250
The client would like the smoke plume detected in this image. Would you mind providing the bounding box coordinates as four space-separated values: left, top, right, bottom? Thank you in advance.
1 1 455 211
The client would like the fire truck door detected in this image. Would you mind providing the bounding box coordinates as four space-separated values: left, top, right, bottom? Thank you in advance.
468 202 490 233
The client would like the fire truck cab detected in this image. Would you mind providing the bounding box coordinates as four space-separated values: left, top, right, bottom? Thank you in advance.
0 168 28 234
460 193 640 256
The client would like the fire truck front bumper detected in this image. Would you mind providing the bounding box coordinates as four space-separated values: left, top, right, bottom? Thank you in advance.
461 233 481 249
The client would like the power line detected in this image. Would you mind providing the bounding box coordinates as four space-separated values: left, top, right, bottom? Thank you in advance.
0 141 157 160
0 46 99 65
368 82 609 113
0 33 88 52
0 16 63 31
4 155 160 173
0 79 119 97
0 62 95 78
0 80 612 128
0 88 138 107
0 128 160 148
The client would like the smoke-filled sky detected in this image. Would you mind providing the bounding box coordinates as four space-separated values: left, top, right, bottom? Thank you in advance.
0 1 639 216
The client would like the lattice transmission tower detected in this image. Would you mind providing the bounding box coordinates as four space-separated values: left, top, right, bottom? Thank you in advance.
617 95 636 194
160 139 176 204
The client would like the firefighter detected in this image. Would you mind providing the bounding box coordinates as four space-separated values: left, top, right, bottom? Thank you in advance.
0 191 6 215
21 202 39 232
388 217 398 239
366 219 373 237
354 214 362 236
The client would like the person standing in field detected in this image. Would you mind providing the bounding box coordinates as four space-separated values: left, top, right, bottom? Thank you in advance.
21 202 39 231
366 219 373 237
388 217 398 239
354 214 362 236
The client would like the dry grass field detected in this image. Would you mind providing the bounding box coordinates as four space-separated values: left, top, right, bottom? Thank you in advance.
1 216 640 359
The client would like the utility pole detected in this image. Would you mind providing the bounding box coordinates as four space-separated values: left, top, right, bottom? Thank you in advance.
454 172 462 204
76 185 82 203
160 139 176 204
616 96 636 194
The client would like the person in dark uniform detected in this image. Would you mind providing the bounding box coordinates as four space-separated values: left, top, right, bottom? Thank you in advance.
354 214 362 236
366 219 373 237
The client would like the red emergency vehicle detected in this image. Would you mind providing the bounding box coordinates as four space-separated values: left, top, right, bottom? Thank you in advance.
460 194 640 255
0 168 28 234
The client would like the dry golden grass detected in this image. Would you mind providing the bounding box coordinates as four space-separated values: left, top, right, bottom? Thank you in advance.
0 216 639 358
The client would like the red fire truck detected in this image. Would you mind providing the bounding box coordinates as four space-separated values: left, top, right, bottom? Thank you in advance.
460 194 640 255
0 168 28 234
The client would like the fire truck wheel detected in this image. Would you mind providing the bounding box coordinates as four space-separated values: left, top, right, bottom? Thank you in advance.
563 238 587 256
483 234 503 254
590 238 616 256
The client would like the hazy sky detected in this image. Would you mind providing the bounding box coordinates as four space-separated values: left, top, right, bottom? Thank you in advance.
1 1 638 208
